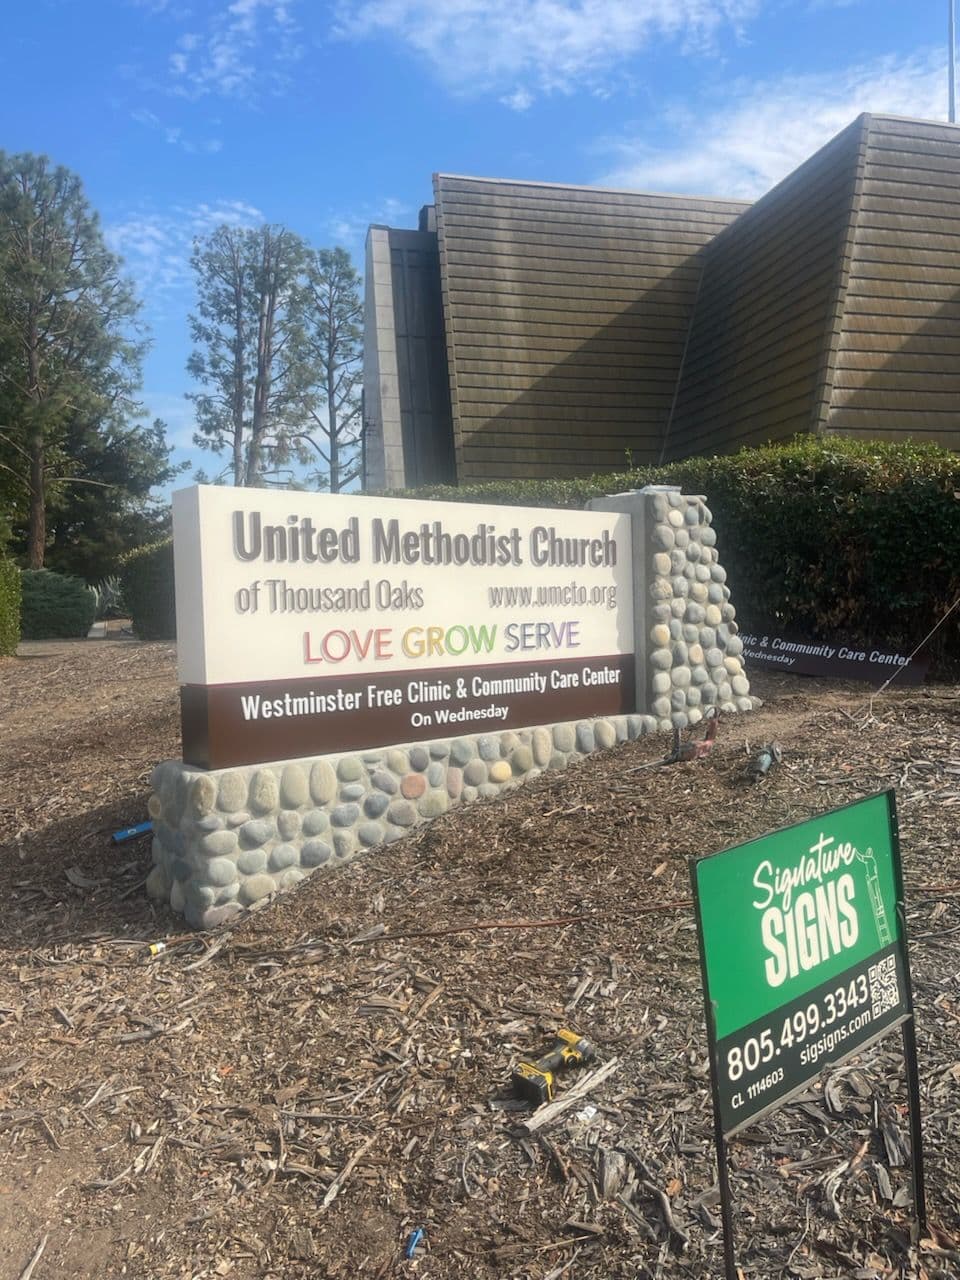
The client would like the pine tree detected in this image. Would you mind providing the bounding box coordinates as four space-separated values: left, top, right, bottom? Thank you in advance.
302 247 363 492
0 152 144 567
187 224 313 486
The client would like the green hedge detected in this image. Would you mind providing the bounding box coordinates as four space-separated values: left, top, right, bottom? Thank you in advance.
0 559 21 655
388 437 960 660
20 569 97 639
118 539 176 640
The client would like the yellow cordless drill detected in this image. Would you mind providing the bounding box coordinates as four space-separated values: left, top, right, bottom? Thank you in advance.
512 1029 596 1106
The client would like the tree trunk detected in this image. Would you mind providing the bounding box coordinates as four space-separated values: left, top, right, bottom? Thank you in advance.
328 360 339 492
248 279 270 484
27 438 45 569
326 286 340 492
249 236 278 487
233 433 245 487
26 298 46 567
232 240 246 485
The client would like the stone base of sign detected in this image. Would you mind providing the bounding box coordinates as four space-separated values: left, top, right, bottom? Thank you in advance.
147 703 760 929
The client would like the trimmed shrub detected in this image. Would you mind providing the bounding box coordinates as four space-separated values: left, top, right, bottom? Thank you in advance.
388 437 960 660
20 569 97 640
0 558 21 655
118 539 176 640
653 438 960 661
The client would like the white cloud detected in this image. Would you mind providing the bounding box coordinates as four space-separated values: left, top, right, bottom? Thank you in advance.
130 105 224 154
190 198 265 232
500 87 534 112
106 198 264 296
595 50 948 199
334 0 759 102
131 107 161 127
165 0 302 98
325 196 413 257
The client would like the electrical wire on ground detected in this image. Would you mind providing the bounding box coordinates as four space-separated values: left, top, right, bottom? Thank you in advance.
853 592 960 728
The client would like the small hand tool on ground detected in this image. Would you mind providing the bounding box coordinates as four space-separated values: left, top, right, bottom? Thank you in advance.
512 1029 596 1106
669 708 720 763
746 740 782 781
404 1227 425 1259
630 709 720 773
112 820 152 844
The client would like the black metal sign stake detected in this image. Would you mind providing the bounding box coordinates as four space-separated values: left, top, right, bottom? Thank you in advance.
693 874 739 1280
710 1072 738 1280
901 1016 927 1237
705 1020 924 1279
890 798 927 1238
890 797 927 1239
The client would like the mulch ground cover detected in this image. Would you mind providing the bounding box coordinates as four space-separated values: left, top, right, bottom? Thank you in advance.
1 639 959 1279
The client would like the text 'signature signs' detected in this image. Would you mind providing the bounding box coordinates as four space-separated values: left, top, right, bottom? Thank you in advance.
692 792 910 1135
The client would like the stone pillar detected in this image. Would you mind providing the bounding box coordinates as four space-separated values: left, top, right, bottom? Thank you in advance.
587 487 662 717
589 487 756 732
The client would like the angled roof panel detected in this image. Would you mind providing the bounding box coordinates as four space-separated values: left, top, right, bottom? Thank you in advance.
827 116 960 443
433 174 748 481
665 116 866 460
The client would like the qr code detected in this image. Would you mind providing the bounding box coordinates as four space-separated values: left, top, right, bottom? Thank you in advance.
868 956 899 1018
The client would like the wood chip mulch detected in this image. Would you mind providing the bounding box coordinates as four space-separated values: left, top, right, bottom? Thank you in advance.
1 640 960 1279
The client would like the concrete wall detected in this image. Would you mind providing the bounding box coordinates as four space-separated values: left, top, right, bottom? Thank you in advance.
363 226 455 490
362 227 403 489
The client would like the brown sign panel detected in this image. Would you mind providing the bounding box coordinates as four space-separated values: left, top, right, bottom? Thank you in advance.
181 654 635 769
740 628 927 685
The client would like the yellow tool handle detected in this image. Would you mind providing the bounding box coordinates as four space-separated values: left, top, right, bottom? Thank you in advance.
514 1061 556 1101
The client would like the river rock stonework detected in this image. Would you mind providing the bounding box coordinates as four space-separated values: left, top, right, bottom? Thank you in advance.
150 486 757 927
147 716 662 929
642 489 753 731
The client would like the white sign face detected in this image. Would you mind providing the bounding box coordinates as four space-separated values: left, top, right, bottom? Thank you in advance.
172 485 634 768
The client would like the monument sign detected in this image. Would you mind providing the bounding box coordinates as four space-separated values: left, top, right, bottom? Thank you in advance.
173 486 634 768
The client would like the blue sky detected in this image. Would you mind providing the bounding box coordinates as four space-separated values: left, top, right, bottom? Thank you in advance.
0 0 953 488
